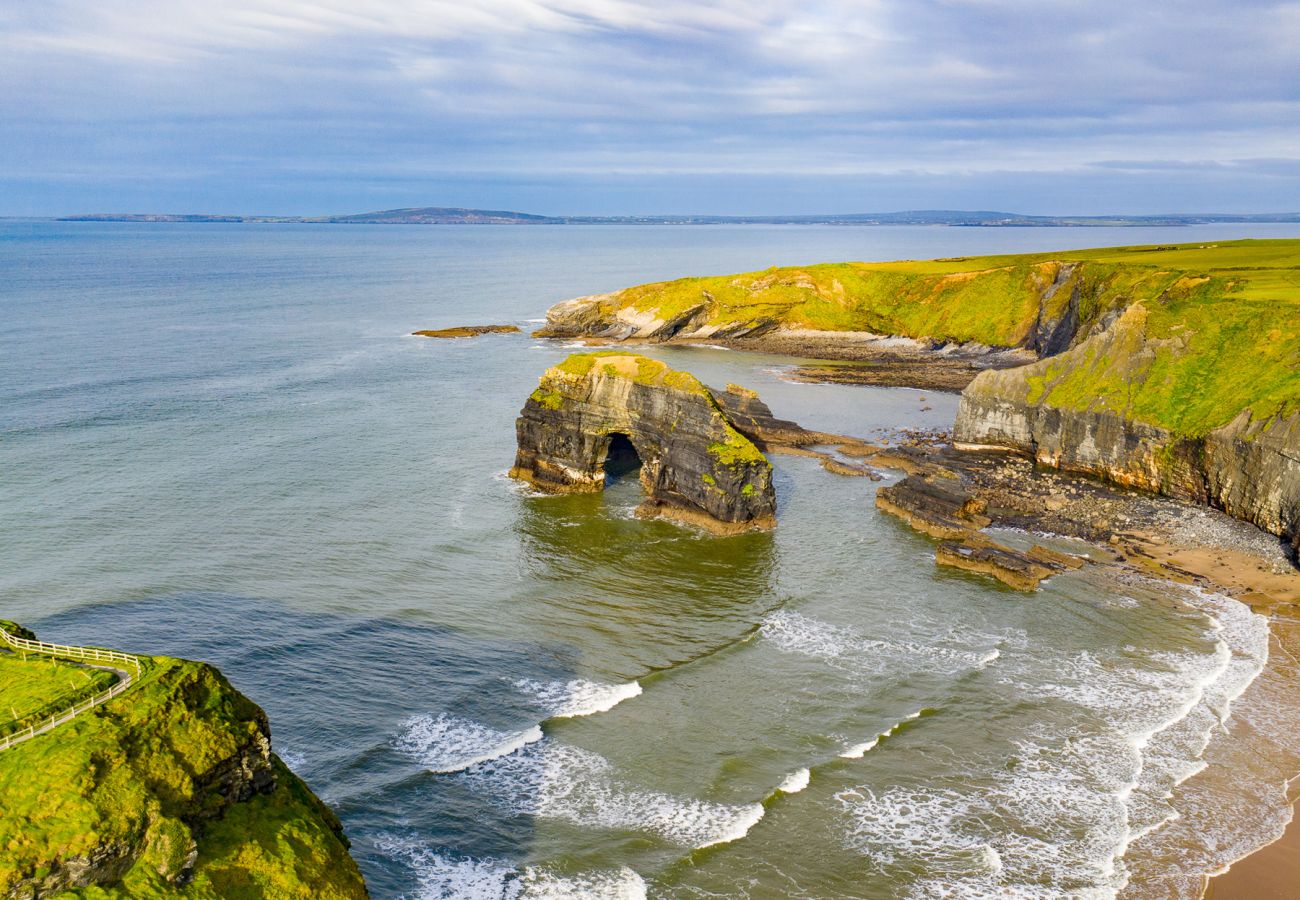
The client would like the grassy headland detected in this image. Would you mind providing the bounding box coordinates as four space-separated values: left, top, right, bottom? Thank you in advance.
555 240 1300 439
0 625 366 898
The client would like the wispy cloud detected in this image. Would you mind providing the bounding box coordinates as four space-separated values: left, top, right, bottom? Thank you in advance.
2 0 1298 213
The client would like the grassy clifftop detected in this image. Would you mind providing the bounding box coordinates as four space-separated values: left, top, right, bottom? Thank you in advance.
0 626 366 898
577 240 1300 437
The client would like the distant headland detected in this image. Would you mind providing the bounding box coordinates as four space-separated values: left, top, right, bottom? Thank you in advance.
52 207 1300 227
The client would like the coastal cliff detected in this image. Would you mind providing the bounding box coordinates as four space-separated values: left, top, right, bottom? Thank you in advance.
0 625 367 899
538 241 1300 552
510 353 776 532
955 299 1300 552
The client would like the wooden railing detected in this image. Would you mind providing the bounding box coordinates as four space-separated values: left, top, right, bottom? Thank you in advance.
0 625 144 751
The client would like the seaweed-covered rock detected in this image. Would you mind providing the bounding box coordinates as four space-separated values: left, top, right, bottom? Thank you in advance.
510 353 776 533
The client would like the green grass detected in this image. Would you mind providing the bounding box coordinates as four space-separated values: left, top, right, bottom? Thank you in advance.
0 633 365 898
598 239 1300 438
0 652 117 734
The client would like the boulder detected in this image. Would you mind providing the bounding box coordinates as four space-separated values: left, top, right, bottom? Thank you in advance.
510 353 777 533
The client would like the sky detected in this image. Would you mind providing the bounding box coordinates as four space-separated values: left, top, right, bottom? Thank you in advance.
3 0 1300 216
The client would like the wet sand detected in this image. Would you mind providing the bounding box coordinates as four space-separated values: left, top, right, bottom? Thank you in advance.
1205 798 1300 898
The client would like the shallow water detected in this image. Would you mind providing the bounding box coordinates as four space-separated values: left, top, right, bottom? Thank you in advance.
5 221 1300 898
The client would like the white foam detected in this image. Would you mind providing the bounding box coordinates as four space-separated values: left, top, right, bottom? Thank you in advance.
457 740 765 849
514 678 642 719
840 710 924 759
278 747 307 772
395 713 543 774
761 609 999 675
833 584 1271 897
375 836 647 899
777 768 810 794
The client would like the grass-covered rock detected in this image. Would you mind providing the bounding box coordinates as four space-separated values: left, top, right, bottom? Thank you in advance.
0 626 366 899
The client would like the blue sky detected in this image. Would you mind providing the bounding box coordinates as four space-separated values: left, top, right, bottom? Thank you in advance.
3 0 1300 216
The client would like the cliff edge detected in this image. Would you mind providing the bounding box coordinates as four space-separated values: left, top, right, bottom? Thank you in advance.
0 623 367 899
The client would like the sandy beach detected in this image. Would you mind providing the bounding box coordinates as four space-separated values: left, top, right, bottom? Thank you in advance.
1207 798 1300 898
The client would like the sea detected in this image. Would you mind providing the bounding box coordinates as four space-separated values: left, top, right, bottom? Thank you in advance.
4 220 1300 898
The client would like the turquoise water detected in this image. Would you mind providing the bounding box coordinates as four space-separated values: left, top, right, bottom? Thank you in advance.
5 222 1300 898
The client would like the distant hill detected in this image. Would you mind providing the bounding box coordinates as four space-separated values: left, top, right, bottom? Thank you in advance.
57 207 1300 227
60 207 563 225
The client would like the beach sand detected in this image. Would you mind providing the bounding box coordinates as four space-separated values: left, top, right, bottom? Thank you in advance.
1206 798 1300 898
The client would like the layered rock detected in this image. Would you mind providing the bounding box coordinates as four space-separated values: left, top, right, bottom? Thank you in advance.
876 473 1087 590
510 353 776 533
935 539 1081 592
955 303 1300 553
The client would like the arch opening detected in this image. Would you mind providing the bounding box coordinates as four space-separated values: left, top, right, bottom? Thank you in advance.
603 432 642 482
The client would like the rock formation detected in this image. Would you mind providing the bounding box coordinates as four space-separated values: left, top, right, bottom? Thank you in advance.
876 471 1085 590
510 353 776 533
955 303 1300 555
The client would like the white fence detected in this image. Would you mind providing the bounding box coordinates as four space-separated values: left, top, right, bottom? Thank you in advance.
0 625 144 751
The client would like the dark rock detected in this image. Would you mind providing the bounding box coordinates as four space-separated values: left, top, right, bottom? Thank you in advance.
935 537 1063 591
510 354 776 533
875 473 991 539
711 383 824 447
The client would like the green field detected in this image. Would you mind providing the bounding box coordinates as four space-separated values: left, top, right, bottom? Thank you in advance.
0 651 117 734
596 239 1300 437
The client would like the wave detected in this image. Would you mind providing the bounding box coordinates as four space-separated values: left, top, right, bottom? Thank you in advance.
776 768 810 794
760 609 1001 675
840 709 926 759
456 739 765 849
514 678 643 719
395 713 543 774
375 836 646 899
833 584 1271 897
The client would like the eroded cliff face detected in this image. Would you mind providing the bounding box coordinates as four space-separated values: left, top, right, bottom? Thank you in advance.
0 648 367 899
510 353 776 532
955 305 1300 553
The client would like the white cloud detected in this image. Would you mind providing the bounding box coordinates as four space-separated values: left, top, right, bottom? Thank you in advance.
1 0 1298 210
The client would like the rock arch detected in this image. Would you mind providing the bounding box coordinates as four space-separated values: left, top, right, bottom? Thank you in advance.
510 353 776 533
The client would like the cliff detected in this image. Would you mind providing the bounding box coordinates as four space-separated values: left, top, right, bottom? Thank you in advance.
533 249 1178 354
537 241 1300 551
0 625 367 899
955 297 1300 552
510 353 776 532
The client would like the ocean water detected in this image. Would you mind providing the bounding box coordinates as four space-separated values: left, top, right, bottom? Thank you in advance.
5 221 1300 898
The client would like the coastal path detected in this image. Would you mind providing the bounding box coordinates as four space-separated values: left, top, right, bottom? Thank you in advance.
0 625 144 751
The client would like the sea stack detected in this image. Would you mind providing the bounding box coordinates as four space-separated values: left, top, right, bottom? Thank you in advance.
510 353 777 533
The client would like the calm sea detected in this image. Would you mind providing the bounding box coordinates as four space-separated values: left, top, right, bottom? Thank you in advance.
5 221 1300 898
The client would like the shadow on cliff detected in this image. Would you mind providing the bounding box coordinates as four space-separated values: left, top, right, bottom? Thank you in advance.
30 593 579 899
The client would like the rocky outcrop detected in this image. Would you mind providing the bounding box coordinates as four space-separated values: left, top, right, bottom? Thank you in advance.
955 304 1300 554
876 473 991 540
411 324 520 338
510 354 777 533
876 472 1087 590
936 538 1082 592
0 638 367 899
